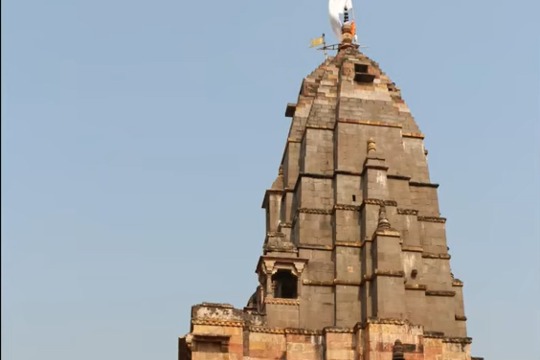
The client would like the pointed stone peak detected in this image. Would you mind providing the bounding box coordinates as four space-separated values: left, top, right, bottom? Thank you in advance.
377 205 392 230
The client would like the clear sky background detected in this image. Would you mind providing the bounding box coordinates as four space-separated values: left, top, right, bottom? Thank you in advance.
2 0 539 359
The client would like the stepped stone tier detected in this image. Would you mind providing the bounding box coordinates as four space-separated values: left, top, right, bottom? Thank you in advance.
178 24 482 360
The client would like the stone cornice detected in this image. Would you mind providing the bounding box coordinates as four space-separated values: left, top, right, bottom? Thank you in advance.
246 327 324 335
264 298 300 306
409 181 439 188
397 208 419 216
387 174 412 181
192 319 244 327
418 216 447 223
297 208 333 215
323 327 355 334
402 132 425 139
363 198 398 207
405 284 427 291
334 204 362 211
401 245 423 253
422 253 451 260
455 315 468 321
425 290 456 297
335 241 362 248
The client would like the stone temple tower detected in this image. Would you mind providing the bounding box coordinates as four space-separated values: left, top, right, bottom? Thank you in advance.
179 23 482 360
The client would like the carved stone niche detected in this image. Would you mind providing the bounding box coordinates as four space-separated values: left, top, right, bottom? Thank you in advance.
191 335 230 353
256 256 308 299
257 256 308 277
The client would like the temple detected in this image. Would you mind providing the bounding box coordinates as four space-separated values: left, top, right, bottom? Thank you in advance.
178 22 482 360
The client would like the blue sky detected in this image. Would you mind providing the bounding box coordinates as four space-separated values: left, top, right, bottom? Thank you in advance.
2 1 539 360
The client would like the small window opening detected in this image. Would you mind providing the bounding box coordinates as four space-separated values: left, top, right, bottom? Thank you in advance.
354 63 375 84
272 270 298 299
354 64 369 73
352 195 357 202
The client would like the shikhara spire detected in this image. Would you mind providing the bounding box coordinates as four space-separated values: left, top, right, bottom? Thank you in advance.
178 2 482 359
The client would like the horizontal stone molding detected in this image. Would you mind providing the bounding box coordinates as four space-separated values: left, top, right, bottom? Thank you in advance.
364 198 398 207
334 204 362 211
363 164 389 171
303 280 334 286
418 216 447 223
299 172 333 180
455 315 468 321
279 222 293 228
374 269 405 277
401 245 423 253
402 132 425 139
298 244 333 251
297 208 333 215
425 290 456 297
442 337 473 344
338 118 403 129
335 169 363 176
264 298 300 306
409 181 440 188
192 319 244 327
335 241 362 248
366 318 409 325
248 326 323 335
287 138 302 144
397 208 419 215
248 326 286 334
405 284 427 291
422 253 451 260
323 327 355 334
452 279 464 287
305 125 334 131
387 174 412 181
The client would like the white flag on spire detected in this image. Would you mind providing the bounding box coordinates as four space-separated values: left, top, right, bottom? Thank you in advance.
328 0 353 41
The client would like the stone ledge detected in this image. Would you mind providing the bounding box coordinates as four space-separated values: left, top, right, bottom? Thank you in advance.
425 290 456 297
387 174 412 181
297 208 333 215
335 241 362 248
402 132 425 139
417 216 447 223
297 244 333 251
397 208 419 216
248 326 323 335
455 315 468 321
303 280 334 286
299 172 333 180
323 327 355 334
422 253 451 260
405 284 427 291
452 279 464 287
265 298 300 306
364 199 398 207
334 204 362 211
409 181 439 188
192 319 244 327
402 245 423 253
305 125 333 131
